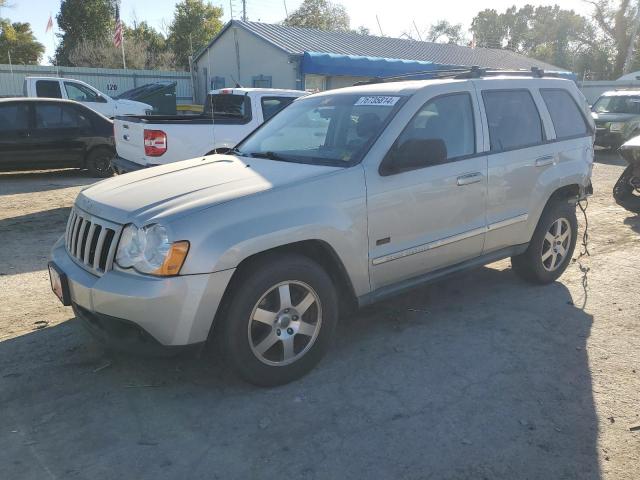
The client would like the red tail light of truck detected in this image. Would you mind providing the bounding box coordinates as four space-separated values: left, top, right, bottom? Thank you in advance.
144 129 167 156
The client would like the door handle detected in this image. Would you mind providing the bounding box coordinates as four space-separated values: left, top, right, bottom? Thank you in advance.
457 172 483 186
535 155 555 167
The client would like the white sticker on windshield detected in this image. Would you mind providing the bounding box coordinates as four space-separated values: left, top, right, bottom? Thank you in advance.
354 96 400 106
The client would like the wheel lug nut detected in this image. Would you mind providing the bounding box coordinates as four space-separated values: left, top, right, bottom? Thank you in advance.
292 315 298 321
276 329 281 336
284 308 290 313
287 328 294 335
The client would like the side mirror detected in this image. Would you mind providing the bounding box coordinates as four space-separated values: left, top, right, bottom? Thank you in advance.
381 138 447 176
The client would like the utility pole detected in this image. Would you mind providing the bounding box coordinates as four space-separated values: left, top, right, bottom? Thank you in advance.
242 0 247 21
623 0 640 74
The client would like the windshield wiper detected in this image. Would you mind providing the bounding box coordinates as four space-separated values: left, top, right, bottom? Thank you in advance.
247 151 291 161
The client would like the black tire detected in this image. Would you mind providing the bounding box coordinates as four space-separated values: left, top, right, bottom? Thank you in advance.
511 200 578 284
86 147 114 178
613 165 640 214
219 253 338 386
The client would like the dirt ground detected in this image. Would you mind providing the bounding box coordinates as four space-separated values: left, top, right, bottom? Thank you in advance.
0 152 638 479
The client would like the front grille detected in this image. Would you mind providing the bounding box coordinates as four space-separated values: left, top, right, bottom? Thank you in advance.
65 208 121 276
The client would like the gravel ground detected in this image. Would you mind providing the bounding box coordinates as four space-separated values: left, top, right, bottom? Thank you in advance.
0 152 638 479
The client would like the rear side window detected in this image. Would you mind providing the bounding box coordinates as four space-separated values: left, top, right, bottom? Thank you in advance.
482 90 543 151
204 94 252 122
261 96 295 121
0 103 29 131
36 80 62 98
540 89 589 139
35 104 88 129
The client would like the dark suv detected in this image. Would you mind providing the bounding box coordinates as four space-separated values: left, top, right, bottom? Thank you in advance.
591 91 640 149
0 98 115 177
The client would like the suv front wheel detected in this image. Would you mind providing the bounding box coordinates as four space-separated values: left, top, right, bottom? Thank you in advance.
511 200 578 284
220 254 338 386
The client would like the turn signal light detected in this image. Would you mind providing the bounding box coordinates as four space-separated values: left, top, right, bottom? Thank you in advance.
144 129 167 156
152 241 190 276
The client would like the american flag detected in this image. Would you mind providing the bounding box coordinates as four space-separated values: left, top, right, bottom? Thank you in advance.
113 4 123 48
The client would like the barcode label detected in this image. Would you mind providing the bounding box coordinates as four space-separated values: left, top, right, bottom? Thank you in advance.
354 96 400 106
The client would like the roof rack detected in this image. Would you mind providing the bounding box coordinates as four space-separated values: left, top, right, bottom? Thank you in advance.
354 66 567 85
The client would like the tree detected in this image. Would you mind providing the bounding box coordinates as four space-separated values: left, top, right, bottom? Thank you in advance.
471 9 506 48
68 36 176 70
55 0 114 66
0 19 45 64
126 21 175 69
284 0 350 32
470 5 606 77
427 20 464 44
168 0 223 70
586 0 639 78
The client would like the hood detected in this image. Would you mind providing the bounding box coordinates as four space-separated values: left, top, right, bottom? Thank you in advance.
114 98 152 112
76 155 341 225
591 112 638 123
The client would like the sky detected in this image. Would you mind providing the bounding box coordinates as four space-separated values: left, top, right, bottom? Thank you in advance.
1 0 590 65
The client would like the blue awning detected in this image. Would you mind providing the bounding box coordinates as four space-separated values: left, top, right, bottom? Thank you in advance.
301 51 448 78
300 51 577 82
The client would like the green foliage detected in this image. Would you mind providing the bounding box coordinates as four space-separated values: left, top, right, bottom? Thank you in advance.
587 0 639 78
55 0 114 66
471 5 609 79
284 0 350 32
427 20 465 44
168 0 223 70
0 19 45 64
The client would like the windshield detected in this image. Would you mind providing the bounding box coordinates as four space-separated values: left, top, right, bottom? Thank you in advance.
204 94 250 118
593 95 640 114
236 93 405 166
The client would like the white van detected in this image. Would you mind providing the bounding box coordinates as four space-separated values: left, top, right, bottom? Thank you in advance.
23 77 151 118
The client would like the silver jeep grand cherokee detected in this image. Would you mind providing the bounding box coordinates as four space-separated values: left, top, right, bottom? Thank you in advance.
49 72 594 386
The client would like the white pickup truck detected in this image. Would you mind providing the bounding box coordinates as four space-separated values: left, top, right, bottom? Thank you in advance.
23 77 152 118
112 88 307 173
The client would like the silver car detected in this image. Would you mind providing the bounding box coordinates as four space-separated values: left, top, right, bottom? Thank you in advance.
49 73 594 386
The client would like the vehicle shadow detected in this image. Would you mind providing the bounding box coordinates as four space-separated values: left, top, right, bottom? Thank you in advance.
0 264 600 479
0 169 97 196
0 207 69 276
594 148 626 166
623 214 640 233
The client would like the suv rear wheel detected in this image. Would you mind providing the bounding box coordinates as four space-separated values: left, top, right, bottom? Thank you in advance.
220 254 338 386
511 200 578 284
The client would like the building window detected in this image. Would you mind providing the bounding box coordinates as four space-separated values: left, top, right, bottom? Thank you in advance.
252 75 272 88
304 74 326 93
211 76 225 90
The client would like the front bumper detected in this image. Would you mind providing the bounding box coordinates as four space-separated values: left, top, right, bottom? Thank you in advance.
112 155 159 173
51 236 235 347
595 129 625 148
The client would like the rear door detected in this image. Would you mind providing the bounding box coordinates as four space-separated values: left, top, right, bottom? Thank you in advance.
31 102 86 166
34 79 63 99
478 85 554 253
0 102 33 168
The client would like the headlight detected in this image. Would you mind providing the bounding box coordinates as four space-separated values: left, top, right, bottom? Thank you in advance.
116 223 189 276
610 122 625 132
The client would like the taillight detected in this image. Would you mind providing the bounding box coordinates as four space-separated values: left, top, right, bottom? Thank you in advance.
144 129 167 156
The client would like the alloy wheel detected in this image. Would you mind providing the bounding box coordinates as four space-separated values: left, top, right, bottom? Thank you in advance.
247 280 322 366
541 218 572 272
